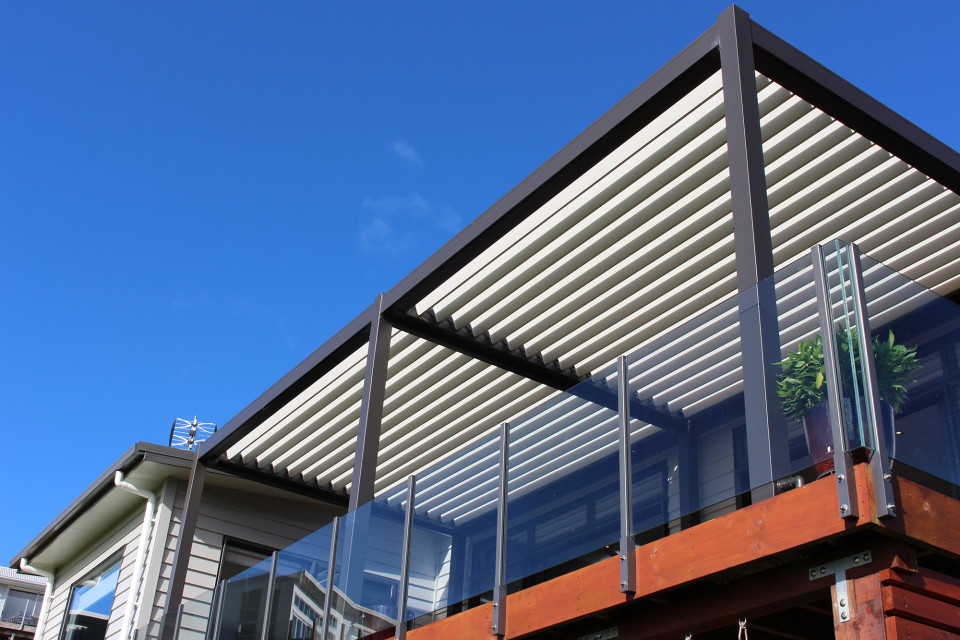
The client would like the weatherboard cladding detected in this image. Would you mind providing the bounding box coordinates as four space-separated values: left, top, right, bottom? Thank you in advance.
38 510 144 640
168 483 337 640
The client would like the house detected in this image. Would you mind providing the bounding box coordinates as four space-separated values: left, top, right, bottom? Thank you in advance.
13 5 960 639
0 567 48 640
12 444 340 640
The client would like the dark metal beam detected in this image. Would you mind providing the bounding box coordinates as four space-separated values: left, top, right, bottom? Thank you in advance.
199 303 376 462
348 295 393 511
387 308 584 391
207 457 349 509
719 5 790 494
751 22 960 196
160 455 207 640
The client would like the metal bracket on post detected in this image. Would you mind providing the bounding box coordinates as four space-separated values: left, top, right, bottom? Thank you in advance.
812 245 860 519
617 356 636 594
846 243 897 520
492 422 509 637
809 550 872 623
320 517 340 640
395 476 416 640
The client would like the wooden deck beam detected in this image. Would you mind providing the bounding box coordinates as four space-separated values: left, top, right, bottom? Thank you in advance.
404 465 960 640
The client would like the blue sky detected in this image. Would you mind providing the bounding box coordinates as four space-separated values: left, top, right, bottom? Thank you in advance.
2 1 958 562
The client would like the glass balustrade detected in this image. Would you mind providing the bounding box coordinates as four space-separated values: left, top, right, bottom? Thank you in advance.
206 242 960 640
857 250 960 488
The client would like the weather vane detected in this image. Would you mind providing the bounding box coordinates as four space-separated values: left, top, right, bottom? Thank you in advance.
169 416 217 451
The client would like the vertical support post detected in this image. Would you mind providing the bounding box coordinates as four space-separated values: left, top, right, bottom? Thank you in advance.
492 422 508 637
847 243 897 519
812 245 859 519
160 455 207 640
349 294 393 512
259 552 279 640
210 580 227 640
395 476 416 640
719 5 789 499
172 604 184 640
320 517 340 640
617 356 636 594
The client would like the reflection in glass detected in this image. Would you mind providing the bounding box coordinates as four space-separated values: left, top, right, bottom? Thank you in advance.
506 366 619 585
2 589 43 627
407 431 499 623
215 556 273 640
62 559 122 640
328 487 406 639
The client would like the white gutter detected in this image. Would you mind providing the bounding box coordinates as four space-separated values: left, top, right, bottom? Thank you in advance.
114 471 157 640
19 558 53 639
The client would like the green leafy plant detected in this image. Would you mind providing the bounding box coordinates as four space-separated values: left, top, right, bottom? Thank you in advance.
776 329 920 421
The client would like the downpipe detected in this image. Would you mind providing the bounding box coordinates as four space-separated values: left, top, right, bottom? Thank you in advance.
19 558 54 638
115 471 158 640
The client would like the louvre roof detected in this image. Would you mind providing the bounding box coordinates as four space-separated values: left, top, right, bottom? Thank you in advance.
197 6 960 506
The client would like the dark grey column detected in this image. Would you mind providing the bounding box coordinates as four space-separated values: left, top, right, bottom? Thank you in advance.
719 5 790 498
349 294 393 511
160 455 207 640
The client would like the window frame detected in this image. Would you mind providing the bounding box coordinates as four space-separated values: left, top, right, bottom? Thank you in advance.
59 553 124 640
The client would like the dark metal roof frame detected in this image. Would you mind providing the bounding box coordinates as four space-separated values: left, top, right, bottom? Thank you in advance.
199 22 722 464
200 301 377 460
197 4 960 486
751 24 960 196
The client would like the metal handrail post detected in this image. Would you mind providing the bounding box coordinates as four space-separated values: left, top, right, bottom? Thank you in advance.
846 243 897 519
319 517 340 640
617 356 636 593
492 422 508 636
812 244 859 519
259 552 280 640
395 476 416 640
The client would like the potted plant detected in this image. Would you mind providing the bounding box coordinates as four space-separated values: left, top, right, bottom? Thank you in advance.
776 329 920 475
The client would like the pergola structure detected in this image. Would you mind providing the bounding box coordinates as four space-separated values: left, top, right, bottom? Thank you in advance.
157 6 960 639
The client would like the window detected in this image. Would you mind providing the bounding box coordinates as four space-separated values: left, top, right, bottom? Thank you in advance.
61 558 122 640
2 589 43 626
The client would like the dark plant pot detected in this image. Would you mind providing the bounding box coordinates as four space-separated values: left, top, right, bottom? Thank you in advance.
802 399 895 476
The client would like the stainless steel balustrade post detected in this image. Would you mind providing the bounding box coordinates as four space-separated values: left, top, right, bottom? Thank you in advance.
846 243 897 519
395 476 416 640
259 552 280 640
617 356 636 594
812 244 859 519
319 517 340 640
492 422 508 636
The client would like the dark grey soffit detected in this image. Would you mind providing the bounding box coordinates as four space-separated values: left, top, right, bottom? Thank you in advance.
10 442 194 568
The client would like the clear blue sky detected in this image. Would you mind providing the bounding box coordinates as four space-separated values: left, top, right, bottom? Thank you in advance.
2 1 958 562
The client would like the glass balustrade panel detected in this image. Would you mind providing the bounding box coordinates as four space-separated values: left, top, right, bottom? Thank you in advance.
857 250 960 488
406 430 499 624
327 486 406 640
268 525 334 640
214 556 273 640
505 363 620 586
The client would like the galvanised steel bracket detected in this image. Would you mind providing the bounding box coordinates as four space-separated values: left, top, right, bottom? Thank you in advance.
808 550 872 623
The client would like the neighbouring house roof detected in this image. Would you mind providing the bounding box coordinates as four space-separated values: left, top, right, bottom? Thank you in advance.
9 443 194 571
0 567 47 589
